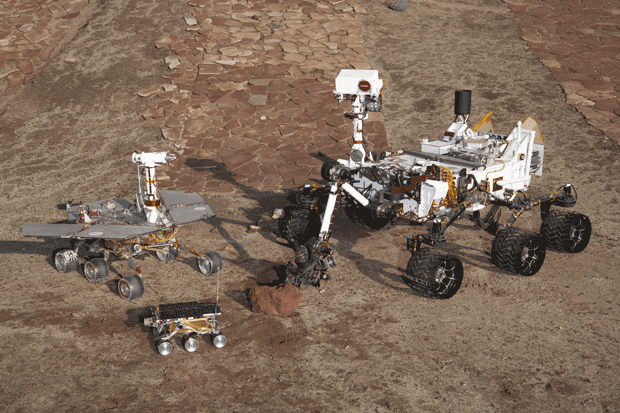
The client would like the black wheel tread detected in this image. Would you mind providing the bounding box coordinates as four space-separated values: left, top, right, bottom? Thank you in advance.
491 227 546 276
344 202 390 230
278 206 320 244
402 249 463 299
541 211 591 253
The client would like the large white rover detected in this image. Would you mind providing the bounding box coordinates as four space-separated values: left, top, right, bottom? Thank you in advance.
276 69 591 298
21 152 223 301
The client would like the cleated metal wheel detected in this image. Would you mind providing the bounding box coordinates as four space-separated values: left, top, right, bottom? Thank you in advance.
540 211 591 253
278 206 320 245
183 335 199 352
402 249 463 299
156 247 180 262
54 249 79 273
472 204 503 234
83 258 109 283
344 202 391 230
212 333 227 349
118 274 145 301
157 340 173 356
198 251 223 275
491 228 546 276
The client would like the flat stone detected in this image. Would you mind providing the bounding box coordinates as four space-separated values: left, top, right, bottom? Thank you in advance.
249 94 268 106
218 81 247 91
24 28 52 44
540 58 561 68
559 81 583 94
156 35 180 48
17 58 33 75
220 46 241 56
280 42 298 53
198 64 223 74
138 86 161 97
221 151 256 170
184 15 198 25
185 119 211 134
162 128 182 140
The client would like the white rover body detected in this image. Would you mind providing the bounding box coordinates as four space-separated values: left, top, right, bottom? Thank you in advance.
276 70 591 298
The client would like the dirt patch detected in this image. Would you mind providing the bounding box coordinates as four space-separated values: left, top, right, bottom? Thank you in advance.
0 0 619 412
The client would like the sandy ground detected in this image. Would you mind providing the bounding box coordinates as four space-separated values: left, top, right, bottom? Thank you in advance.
1 0 619 412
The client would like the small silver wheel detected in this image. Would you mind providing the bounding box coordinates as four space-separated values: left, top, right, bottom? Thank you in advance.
212 333 227 349
197 251 223 275
54 249 79 273
118 274 145 300
183 335 199 352
156 247 179 262
83 258 109 282
157 341 173 356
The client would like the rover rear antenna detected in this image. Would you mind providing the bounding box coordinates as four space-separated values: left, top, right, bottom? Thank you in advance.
454 89 471 123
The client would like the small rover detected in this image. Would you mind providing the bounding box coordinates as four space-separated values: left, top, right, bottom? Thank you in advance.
142 300 227 355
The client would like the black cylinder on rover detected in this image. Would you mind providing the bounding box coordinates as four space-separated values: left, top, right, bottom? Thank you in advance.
454 90 471 116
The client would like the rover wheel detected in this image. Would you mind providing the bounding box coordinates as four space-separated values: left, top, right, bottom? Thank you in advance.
118 274 145 301
491 228 546 276
321 161 338 181
157 341 173 356
83 258 109 283
288 186 327 210
278 206 320 244
540 211 591 253
344 202 390 230
402 249 463 299
212 333 227 349
156 247 180 262
472 204 503 234
54 249 79 273
198 251 223 275
183 335 199 352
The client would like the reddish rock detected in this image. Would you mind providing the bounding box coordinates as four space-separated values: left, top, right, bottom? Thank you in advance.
17 58 34 75
248 284 304 317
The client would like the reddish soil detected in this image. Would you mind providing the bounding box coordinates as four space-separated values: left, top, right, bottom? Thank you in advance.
0 0 619 412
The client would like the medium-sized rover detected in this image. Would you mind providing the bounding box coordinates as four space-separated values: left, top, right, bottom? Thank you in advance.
21 152 223 300
275 69 591 298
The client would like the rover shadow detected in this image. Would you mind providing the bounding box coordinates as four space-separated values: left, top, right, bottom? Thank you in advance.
185 157 290 244
0 239 62 257
225 290 252 311
184 157 315 286
125 306 161 354
183 156 506 295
